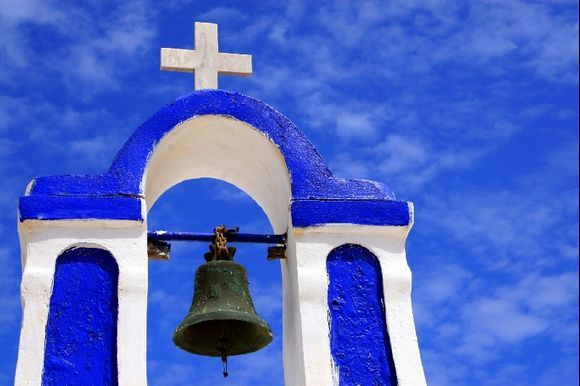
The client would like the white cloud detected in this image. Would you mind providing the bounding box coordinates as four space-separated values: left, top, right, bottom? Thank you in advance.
239 2 568 193
335 111 377 139
230 0 577 197
422 140 578 269
148 361 197 386
332 153 371 179
249 282 282 320
0 247 20 334
415 267 578 383
0 1 576 384
463 297 547 345
0 0 157 93
377 134 429 174
0 0 62 25
67 134 126 172
197 6 246 23
411 137 578 383
461 271 577 356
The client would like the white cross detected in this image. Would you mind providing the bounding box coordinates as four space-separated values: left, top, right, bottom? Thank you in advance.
160 22 253 90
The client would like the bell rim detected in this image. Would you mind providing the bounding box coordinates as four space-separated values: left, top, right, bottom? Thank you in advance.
173 310 273 357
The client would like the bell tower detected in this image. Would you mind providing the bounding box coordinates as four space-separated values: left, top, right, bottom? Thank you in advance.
15 22 426 386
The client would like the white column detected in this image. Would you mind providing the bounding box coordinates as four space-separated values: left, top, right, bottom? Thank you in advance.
15 219 148 386
282 224 426 386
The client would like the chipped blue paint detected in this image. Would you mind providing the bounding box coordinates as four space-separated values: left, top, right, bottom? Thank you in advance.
19 90 410 226
327 244 397 386
42 248 119 386
291 199 411 227
19 196 142 221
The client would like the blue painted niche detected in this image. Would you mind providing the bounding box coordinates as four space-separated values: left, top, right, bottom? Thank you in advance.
42 247 119 386
327 244 397 386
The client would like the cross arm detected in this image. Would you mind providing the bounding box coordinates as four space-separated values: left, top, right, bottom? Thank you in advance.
217 53 252 77
160 48 199 73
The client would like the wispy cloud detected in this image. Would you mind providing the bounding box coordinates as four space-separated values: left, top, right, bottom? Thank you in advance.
422 139 578 268
0 1 577 385
413 139 579 384
0 247 19 332
0 0 157 93
206 1 578 197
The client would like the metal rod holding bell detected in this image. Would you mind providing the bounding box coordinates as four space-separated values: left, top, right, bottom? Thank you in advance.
147 227 287 261
147 229 286 244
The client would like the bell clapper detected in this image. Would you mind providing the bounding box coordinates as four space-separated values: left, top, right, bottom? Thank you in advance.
217 338 231 378
221 353 229 378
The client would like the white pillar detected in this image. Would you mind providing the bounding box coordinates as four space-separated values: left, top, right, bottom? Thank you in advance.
15 219 148 385
283 224 426 386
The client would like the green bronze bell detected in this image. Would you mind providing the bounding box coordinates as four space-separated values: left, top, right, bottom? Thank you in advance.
173 241 273 376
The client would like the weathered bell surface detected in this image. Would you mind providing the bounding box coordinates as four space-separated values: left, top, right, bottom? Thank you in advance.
173 245 273 358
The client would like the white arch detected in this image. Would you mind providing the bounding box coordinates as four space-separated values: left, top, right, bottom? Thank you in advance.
143 115 292 233
142 115 302 384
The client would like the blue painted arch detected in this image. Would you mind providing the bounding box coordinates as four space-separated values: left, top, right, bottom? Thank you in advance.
19 90 411 226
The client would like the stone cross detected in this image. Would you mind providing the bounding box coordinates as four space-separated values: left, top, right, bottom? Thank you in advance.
161 22 252 90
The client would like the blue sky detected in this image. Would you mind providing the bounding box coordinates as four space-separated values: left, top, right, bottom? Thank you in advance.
0 0 578 385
